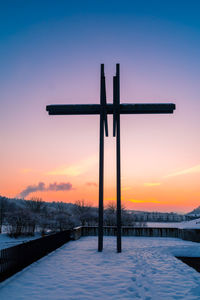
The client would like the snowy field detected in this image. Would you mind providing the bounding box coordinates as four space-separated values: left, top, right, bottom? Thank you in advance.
1 237 200 299
146 222 180 228
147 218 200 229
0 233 41 250
0 226 41 250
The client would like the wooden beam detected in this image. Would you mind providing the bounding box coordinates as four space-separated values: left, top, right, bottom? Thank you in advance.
46 103 175 115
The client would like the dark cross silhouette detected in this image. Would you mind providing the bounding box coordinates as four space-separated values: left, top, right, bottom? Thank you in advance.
46 64 175 253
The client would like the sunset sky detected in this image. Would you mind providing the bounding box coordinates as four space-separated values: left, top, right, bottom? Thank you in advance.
1 1 200 213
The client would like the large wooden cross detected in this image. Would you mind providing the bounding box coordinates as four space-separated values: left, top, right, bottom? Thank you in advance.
46 64 175 252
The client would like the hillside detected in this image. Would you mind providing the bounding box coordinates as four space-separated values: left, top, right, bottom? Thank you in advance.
187 206 200 216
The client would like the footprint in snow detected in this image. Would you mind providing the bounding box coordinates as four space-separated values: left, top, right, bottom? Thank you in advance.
131 277 136 281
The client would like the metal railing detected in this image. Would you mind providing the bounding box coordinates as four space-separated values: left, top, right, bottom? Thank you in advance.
0 230 71 282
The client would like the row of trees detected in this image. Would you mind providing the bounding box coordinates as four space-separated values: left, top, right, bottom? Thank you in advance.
0 196 76 237
1 195 188 238
0 196 144 237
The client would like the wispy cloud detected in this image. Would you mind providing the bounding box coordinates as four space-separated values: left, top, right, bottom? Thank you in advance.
17 181 73 198
47 155 97 177
122 187 131 191
48 165 81 176
86 182 97 187
105 197 125 201
21 168 34 173
48 182 72 191
144 183 161 187
165 164 200 178
128 198 160 204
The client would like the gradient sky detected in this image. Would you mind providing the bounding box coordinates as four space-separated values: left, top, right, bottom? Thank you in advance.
1 0 200 213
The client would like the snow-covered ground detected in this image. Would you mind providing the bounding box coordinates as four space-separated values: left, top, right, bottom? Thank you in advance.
147 218 200 229
1 237 200 299
0 233 41 250
178 218 200 229
146 222 180 228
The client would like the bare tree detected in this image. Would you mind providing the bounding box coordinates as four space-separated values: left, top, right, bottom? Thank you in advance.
104 202 116 226
24 197 46 213
7 208 36 237
0 196 7 233
73 200 95 226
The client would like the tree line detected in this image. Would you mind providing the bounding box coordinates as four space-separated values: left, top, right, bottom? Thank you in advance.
0 196 145 237
0 195 188 238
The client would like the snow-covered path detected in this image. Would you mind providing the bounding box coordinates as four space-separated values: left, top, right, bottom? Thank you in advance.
1 237 200 299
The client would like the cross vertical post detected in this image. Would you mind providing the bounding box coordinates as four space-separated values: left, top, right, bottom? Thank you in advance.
98 64 104 251
98 64 108 252
98 110 104 251
114 64 122 252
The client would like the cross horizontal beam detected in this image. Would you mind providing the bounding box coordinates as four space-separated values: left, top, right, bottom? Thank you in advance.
46 103 175 115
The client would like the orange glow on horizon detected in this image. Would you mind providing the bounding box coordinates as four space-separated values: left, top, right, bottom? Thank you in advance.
1 150 200 214
2 169 200 213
